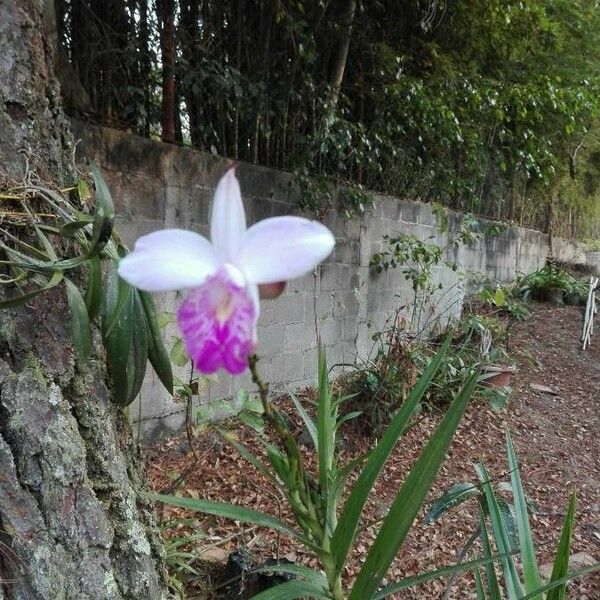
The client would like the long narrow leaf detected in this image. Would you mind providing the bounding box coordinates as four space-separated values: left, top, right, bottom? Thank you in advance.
546 490 577 600
290 392 318 449
140 291 173 394
480 508 502 600
125 289 149 405
520 563 600 600
248 580 331 600
349 370 478 599
0 270 63 308
102 262 134 406
505 430 542 597
474 568 487 600
84 255 103 320
425 481 480 524
218 430 282 489
151 493 301 540
250 563 328 585
475 463 524 600
372 550 516 599
317 345 334 496
65 277 92 362
332 333 453 574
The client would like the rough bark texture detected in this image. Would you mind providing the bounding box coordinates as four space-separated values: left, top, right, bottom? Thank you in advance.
0 1 170 598
0 0 72 182
0 293 169 599
326 0 357 109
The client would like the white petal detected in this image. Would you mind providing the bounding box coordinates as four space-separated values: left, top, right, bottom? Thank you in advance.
247 282 260 322
210 168 246 263
237 216 335 284
118 229 219 292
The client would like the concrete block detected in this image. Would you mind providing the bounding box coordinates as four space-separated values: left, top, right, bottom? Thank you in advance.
123 172 166 220
283 322 319 352
318 318 341 345
256 326 285 357
332 291 361 318
335 240 361 265
116 216 163 247
308 293 335 321
262 352 304 383
398 200 420 224
272 293 306 325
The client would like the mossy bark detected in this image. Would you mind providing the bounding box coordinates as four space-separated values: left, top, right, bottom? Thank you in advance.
0 1 170 598
0 292 169 599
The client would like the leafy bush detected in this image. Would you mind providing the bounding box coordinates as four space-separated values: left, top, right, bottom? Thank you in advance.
339 313 418 436
518 265 588 304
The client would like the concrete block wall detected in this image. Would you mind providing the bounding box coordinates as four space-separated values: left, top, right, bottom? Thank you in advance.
73 123 574 440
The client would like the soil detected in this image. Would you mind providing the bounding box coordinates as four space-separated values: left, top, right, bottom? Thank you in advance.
147 303 600 599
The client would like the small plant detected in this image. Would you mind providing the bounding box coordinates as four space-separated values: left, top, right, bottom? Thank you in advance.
154 341 481 599
370 209 489 333
160 518 207 598
339 311 418 436
426 431 599 599
0 166 174 407
517 265 573 302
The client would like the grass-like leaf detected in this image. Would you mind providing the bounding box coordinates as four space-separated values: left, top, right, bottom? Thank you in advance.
505 430 542 597
248 579 331 600
349 370 478 599
331 333 453 575
546 490 576 600
151 493 302 540
425 481 480 524
475 463 523 600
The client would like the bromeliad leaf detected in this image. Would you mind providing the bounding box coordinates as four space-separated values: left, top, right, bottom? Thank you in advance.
247 580 331 600
348 370 479 600
476 462 524 600
425 482 480 524
546 490 577 600
150 493 302 540
332 333 453 575
505 430 542 597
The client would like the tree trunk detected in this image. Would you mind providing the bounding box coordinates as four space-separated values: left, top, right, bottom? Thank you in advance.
326 0 357 109
0 2 169 598
158 0 176 143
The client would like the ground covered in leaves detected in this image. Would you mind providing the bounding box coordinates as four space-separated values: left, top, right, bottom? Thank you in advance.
147 303 600 599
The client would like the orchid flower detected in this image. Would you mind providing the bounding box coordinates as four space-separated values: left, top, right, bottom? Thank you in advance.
118 168 335 375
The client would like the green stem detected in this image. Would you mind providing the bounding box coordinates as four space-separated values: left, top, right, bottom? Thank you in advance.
248 355 324 539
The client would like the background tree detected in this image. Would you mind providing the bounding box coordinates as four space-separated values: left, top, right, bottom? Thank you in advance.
53 0 600 232
0 1 169 597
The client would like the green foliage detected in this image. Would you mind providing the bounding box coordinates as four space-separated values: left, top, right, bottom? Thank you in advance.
58 0 600 233
340 314 419 436
517 264 588 303
155 343 482 599
426 431 600 599
0 169 173 406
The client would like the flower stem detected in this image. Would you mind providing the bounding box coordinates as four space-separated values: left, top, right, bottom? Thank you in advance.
248 354 324 539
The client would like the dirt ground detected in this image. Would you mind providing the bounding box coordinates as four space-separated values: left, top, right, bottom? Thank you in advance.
147 303 600 599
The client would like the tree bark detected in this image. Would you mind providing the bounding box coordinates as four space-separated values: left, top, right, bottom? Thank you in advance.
326 0 357 109
158 0 176 143
0 1 169 598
